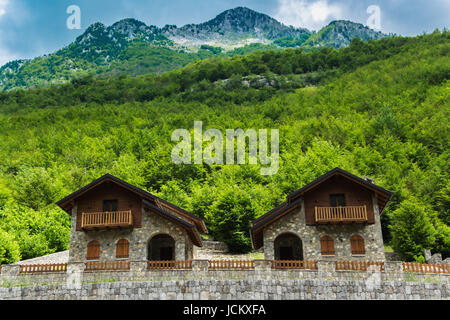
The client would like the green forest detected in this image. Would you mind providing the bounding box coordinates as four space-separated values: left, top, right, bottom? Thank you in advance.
0 31 449 264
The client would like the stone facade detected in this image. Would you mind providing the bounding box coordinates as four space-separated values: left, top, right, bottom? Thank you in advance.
69 205 193 263
263 195 385 261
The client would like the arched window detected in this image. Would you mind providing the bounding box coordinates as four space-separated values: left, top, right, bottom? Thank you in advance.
350 235 365 255
320 235 335 255
86 240 100 260
116 239 130 259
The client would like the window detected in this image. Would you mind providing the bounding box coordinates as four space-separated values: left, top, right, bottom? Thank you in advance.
330 194 346 207
103 200 118 212
320 236 335 255
350 235 366 255
87 240 100 260
116 239 130 259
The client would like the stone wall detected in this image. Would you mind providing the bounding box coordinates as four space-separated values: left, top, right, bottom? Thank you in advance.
1 279 448 300
263 196 385 261
1 260 449 300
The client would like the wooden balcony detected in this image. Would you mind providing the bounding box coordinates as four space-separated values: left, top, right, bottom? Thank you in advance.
315 206 368 224
81 210 133 230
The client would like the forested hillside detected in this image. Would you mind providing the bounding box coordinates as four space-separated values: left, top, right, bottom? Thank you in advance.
0 31 448 264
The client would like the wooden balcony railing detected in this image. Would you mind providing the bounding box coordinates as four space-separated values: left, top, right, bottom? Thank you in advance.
403 262 450 274
335 261 384 272
19 263 68 274
147 260 193 270
315 206 368 224
85 261 130 272
272 260 318 270
208 260 255 270
81 210 133 230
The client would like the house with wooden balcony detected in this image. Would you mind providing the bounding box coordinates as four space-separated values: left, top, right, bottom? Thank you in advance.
250 168 392 261
57 174 207 264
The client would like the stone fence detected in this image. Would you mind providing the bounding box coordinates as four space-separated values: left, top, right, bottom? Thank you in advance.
1 279 449 300
1 260 449 290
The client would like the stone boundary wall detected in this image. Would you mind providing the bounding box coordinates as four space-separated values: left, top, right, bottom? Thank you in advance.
201 241 229 252
1 260 449 300
1 279 449 300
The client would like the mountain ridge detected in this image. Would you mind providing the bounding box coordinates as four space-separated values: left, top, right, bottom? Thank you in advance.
0 6 388 91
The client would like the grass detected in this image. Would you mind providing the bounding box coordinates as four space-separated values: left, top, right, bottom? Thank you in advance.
246 252 265 260
404 271 419 282
424 276 443 284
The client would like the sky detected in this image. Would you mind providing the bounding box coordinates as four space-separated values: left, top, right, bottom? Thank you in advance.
0 0 448 66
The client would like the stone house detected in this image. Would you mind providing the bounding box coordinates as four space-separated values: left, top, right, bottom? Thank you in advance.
56 174 207 263
250 168 392 261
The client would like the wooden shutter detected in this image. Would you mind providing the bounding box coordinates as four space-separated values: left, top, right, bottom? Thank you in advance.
116 239 130 259
87 240 100 260
320 236 335 255
350 235 365 255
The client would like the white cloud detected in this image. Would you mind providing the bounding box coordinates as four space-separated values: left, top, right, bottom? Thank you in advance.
0 0 8 16
0 47 18 66
275 0 344 30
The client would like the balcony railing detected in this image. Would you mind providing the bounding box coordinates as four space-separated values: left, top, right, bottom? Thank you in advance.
19 263 68 274
272 260 318 270
81 210 133 230
85 261 130 272
315 206 368 224
208 260 255 270
147 260 193 270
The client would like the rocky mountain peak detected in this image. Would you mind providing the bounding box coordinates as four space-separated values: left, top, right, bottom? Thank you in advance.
110 18 148 35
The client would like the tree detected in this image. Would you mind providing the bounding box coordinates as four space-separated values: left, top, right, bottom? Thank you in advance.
13 167 57 211
0 228 21 264
206 187 256 253
390 198 436 262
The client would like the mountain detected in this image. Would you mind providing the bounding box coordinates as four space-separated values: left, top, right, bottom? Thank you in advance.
302 20 386 49
0 7 388 91
162 6 311 45
67 19 172 59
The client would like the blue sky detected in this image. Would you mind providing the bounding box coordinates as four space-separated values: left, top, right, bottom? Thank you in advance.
0 0 448 66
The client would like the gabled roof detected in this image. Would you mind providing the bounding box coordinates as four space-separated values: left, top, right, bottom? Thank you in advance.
250 167 393 250
56 173 208 234
286 167 392 212
287 167 392 205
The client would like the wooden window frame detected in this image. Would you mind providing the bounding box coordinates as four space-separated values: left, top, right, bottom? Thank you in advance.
320 235 335 256
116 239 130 259
86 240 100 261
330 194 346 207
350 235 366 255
103 199 118 212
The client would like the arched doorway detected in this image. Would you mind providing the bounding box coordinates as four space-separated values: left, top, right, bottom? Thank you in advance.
274 233 303 260
148 234 175 261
